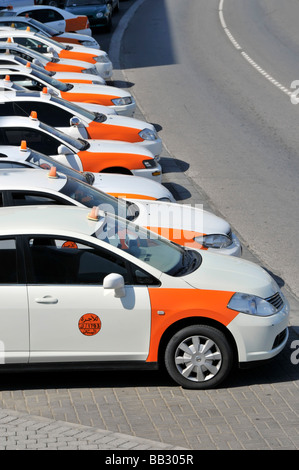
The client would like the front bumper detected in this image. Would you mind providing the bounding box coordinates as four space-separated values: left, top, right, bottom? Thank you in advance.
109 99 136 117
227 299 290 363
94 62 113 80
136 138 163 157
131 162 162 183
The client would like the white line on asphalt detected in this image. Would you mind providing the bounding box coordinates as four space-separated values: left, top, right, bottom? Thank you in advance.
218 0 292 96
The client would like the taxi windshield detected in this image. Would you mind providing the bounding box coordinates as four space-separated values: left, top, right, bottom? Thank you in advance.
60 176 136 220
39 121 88 150
94 215 202 276
29 69 70 92
26 150 86 182
28 18 60 36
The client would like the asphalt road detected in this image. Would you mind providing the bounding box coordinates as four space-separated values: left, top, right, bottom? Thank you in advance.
118 0 299 302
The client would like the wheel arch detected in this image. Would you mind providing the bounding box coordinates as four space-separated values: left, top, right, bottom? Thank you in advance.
100 166 132 175
157 316 239 367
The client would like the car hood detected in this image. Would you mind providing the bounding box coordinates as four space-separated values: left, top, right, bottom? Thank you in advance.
181 250 280 299
65 5 106 17
69 83 131 98
54 71 106 84
92 173 175 201
102 114 156 132
86 139 155 157
133 200 230 235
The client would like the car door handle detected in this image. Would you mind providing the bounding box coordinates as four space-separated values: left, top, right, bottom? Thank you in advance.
35 296 58 304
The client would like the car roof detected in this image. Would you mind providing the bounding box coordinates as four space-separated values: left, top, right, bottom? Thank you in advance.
0 204 106 238
0 167 67 192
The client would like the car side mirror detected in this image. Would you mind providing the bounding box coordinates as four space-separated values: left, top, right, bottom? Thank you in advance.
70 116 82 127
57 144 72 155
103 273 125 298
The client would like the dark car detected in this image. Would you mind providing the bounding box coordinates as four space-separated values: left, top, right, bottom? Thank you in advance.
64 0 119 31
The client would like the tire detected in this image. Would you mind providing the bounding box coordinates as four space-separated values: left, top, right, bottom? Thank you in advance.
164 325 234 389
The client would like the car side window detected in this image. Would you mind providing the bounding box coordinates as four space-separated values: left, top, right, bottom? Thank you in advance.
26 237 130 285
2 127 60 155
6 101 73 127
0 238 17 283
8 191 71 207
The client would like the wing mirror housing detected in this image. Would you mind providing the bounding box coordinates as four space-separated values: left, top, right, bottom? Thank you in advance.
103 273 125 298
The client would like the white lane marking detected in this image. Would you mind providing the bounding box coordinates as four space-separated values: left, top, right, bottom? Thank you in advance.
218 0 292 96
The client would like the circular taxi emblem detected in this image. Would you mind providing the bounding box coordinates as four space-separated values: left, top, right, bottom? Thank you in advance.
78 314 101 336
62 241 78 249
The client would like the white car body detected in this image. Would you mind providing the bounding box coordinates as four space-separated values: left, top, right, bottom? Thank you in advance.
0 66 136 116
0 30 113 79
0 168 241 255
0 204 289 389
0 115 162 181
0 39 100 76
0 78 115 114
0 86 162 155
0 5 92 36
0 15 100 48
0 145 174 201
0 57 106 84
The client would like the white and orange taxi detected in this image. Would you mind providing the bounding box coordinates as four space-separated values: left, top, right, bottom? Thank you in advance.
0 5 92 36
0 67 136 116
0 16 100 49
0 145 175 201
0 86 162 155
0 30 113 79
0 40 102 76
0 167 240 255
0 204 289 389
0 116 161 180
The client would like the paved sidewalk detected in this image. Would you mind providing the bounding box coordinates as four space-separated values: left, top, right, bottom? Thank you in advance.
0 408 186 450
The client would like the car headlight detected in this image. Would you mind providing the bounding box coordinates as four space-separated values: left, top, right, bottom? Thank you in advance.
82 67 97 75
111 97 133 106
228 293 279 316
82 41 97 48
143 159 157 169
194 234 232 249
93 54 110 64
138 128 158 141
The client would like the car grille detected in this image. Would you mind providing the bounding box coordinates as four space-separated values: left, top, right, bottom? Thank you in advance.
265 292 284 311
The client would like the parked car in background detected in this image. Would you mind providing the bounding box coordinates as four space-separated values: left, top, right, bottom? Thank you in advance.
64 0 119 32
0 29 113 79
0 15 100 48
0 86 162 155
0 5 91 36
0 115 162 180
0 144 175 201
0 68 136 115
0 167 241 255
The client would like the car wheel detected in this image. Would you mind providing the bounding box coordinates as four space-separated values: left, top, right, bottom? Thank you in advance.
164 325 234 389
